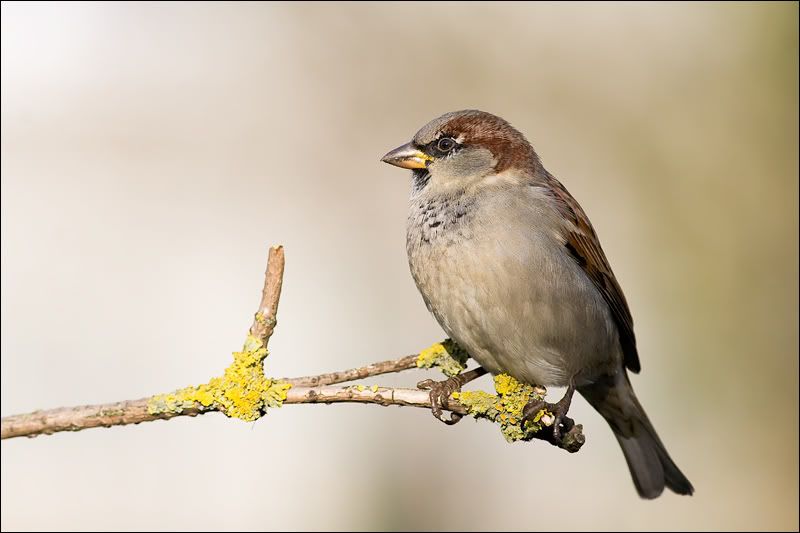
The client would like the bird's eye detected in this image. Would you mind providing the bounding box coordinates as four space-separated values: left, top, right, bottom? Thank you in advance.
436 137 457 153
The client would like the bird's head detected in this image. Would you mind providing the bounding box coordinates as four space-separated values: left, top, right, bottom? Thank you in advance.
381 110 540 193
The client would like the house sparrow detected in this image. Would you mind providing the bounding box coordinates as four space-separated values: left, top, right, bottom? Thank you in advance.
381 110 693 499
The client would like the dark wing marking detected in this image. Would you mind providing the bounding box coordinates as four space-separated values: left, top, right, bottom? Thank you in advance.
540 173 641 373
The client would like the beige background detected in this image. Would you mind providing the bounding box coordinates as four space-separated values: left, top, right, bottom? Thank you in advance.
1 2 798 531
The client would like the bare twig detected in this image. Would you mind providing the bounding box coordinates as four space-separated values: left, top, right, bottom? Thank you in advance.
249 245 285 341
0 398 203 439
285 355 419 387
286 385 464 411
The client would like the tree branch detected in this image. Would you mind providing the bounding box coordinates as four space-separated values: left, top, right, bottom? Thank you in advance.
284 355 419 387
0 245 585 453
0 354 423 440
249 245 285 341
0 398 203 439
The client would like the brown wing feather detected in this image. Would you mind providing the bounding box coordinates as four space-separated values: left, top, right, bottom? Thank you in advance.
540 172 641 373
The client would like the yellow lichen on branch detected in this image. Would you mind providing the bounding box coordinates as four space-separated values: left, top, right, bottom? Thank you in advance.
415 340 559 443
147 335 291 421
415 339 469 377
453 374 552 442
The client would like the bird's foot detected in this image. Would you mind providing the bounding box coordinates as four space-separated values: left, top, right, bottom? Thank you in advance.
522 383 576 442
417 367 487 426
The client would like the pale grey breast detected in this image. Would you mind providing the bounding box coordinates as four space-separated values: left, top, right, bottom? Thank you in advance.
406 182 621 387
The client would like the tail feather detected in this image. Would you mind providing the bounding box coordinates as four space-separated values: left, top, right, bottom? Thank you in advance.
579 372 694 499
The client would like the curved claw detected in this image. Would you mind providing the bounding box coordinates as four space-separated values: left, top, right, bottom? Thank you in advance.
417 378 463 425
522 399 546 422
417 379 437 390
432 385 463 425
559 415 575 433
522 398 575 442
440 411 463 425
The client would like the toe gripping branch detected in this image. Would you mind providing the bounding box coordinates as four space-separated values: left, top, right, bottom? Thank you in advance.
413 340 585 452
522 382 576 442
418 367 489 425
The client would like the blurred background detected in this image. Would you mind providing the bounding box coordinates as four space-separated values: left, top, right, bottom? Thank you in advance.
1 2 797 531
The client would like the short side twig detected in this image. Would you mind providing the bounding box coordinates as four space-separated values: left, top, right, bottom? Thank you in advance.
285 355 419 387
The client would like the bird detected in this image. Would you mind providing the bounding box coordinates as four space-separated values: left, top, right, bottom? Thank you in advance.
380 109 693 499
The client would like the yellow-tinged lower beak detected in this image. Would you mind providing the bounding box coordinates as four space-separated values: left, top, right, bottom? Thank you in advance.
380 143 433 169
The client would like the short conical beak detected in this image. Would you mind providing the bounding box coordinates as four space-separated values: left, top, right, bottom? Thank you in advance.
380 142 432 169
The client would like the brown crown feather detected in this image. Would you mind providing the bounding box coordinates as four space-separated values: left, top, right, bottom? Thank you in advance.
441 111 541 174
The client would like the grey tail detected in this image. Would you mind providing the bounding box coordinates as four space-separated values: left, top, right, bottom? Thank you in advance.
578 372 694 499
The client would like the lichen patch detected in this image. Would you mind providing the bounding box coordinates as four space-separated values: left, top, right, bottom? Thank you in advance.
453 374 549 442
416 339 469 377
147 335 291 421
